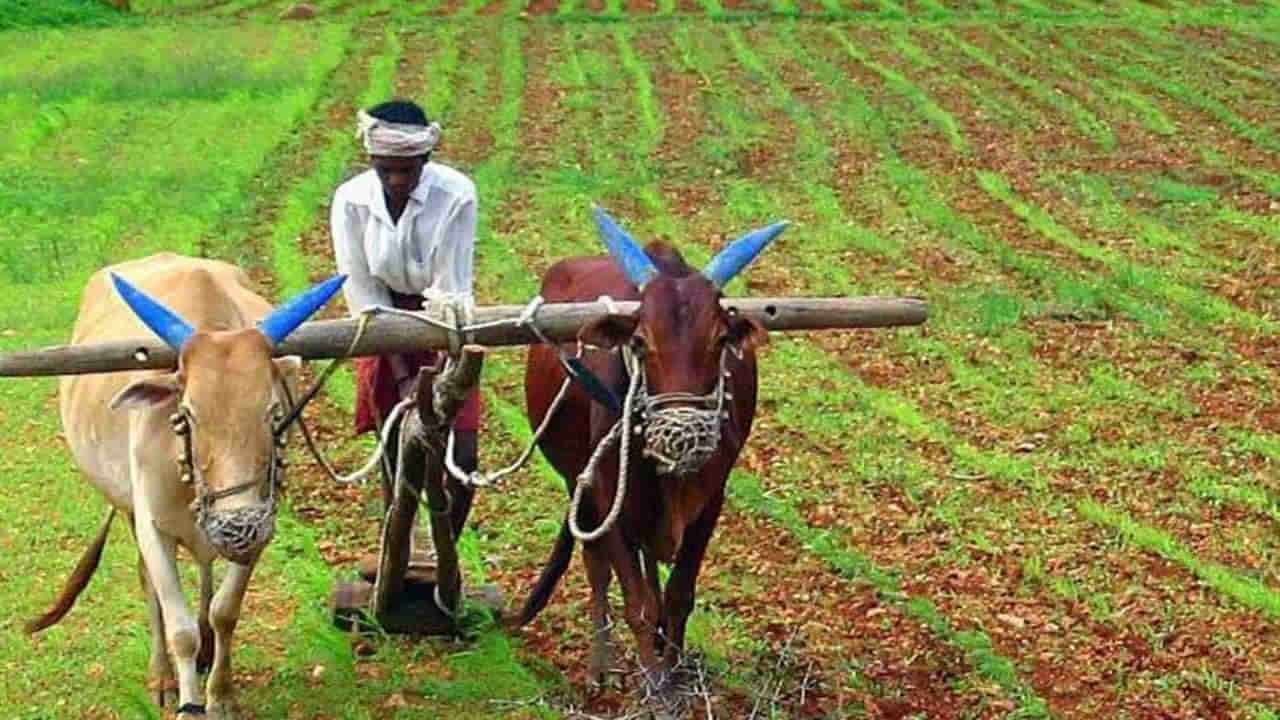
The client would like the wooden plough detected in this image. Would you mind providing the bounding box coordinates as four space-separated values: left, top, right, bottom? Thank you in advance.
0 295 926 635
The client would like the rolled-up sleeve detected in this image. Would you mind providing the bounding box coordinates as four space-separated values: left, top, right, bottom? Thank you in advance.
331 192 391 315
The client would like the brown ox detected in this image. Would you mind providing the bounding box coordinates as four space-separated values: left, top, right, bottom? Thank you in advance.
30 253 344 720
514 208 787 694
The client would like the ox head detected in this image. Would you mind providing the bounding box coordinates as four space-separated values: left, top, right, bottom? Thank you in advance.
107 273 346 564
581 207 786 475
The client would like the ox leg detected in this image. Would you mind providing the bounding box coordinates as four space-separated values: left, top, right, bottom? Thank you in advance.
601 531 662 689
206 559 256 719
643 548 667 659
198 562 215 674
134 510 204 717
582 541 614 690
660 490 725 673
139 553 177 708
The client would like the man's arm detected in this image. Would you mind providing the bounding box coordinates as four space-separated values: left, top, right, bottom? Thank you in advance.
331 194 393 315
332 194 415 395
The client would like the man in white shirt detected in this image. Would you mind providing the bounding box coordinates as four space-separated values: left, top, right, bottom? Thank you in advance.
331 99 480 534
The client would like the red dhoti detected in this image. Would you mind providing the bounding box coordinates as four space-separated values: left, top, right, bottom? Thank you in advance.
353 291 482 435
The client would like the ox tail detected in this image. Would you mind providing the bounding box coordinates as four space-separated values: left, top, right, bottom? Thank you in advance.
510 515 574 628
26 507 116 634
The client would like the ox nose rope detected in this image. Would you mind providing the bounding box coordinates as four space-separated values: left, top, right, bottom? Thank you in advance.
296 294 729 515
567 345 644 542
566 344 732 542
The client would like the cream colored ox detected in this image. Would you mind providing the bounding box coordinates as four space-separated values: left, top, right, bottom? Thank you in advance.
29 253 344 720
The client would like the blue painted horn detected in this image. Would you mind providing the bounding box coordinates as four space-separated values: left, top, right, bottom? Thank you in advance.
593 206 659 289
257 274 347 346
111 273 195 351
702 221 789 289
112 272 347 351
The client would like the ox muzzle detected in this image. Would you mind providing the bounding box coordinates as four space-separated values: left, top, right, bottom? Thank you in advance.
173 406 286 565
631 346 733 477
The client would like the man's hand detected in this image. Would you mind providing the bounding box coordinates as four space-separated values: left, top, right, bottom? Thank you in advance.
421 291 476 328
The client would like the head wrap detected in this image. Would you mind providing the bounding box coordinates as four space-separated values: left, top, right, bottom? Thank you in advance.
356 109 442 157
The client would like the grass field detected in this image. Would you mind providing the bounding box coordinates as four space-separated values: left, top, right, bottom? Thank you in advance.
0 0 1277 718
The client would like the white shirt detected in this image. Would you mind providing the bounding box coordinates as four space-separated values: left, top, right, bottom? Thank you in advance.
330 162 477 315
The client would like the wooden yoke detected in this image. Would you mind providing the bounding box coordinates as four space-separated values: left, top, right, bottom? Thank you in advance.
367 346 485 632
0 297 927 377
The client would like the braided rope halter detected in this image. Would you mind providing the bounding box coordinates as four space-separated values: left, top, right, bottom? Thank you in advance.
568 342 734 542
637 343 735 476
171 386 291 565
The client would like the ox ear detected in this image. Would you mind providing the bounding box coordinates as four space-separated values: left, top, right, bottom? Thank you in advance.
579 313 639 349
726 312 768 351
111 374 182 411
273 355 303 392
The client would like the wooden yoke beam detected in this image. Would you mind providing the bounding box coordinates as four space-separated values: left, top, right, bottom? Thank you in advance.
0 297 927 377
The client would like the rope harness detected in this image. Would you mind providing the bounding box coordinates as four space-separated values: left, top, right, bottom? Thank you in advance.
296 296 584 491
636 345 734 477
171 390 291 564
566 343 732 542
294 295 735 546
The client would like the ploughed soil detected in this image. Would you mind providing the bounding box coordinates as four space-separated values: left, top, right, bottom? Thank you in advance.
236 12 1280 720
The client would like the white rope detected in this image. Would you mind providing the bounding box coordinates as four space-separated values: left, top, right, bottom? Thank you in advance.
435 295 579 489
305 297 535 489
444 368 573 488
567 346 642 542
313 294 624 493
434 584 458 619
336 395 415 486
596 294 621 315
293 309 410 487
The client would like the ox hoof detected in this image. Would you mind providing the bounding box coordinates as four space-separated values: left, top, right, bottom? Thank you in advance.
588 631 627 691
586 658 608 693
587 668 626 694
588 648 625 693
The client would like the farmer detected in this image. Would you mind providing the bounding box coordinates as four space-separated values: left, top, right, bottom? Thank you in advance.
330 99 480 536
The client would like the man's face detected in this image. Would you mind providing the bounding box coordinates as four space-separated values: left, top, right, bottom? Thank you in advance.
371 154 427 205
